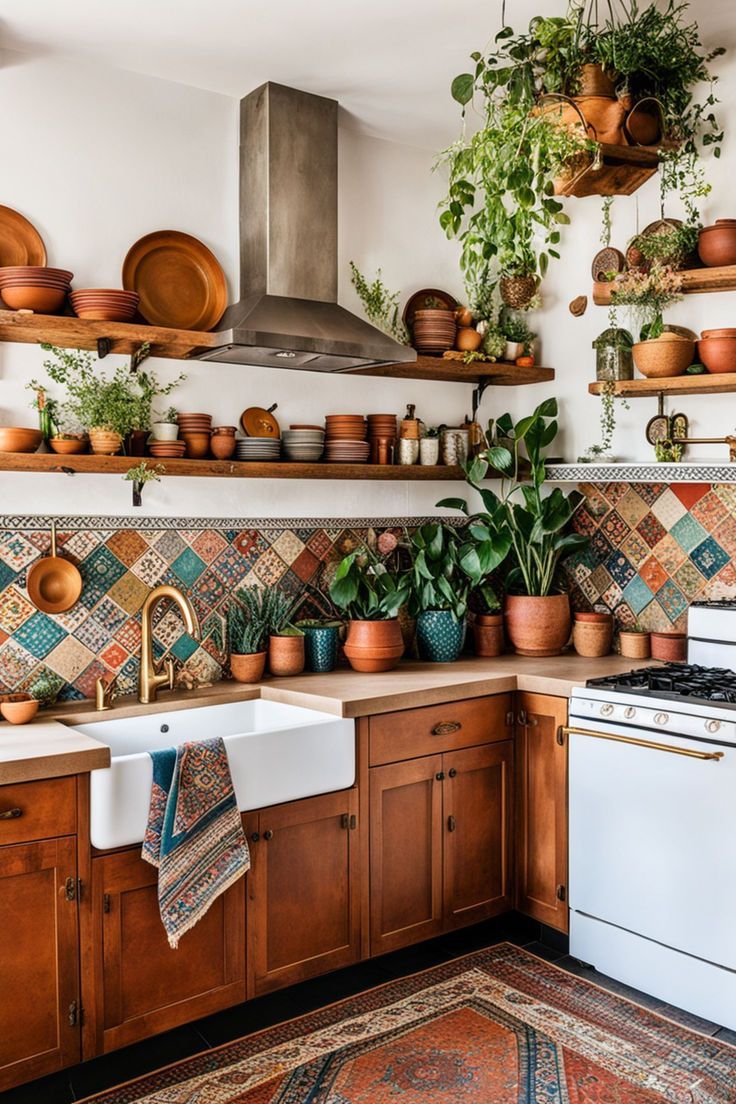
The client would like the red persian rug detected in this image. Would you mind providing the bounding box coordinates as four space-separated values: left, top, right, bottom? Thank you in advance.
80 944 736 1103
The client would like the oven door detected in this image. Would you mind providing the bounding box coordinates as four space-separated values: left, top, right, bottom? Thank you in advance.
568 717 736 970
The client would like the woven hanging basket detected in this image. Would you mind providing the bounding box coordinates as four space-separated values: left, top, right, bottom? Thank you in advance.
500 275 539 310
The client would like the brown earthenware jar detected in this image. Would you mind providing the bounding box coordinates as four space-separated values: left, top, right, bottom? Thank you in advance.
618 630 651 659
230 651 267 683
472 612 505 657
343 619 405 673
504 593 571 657
650 631 686 662
268 634 305 677
573 611 613 658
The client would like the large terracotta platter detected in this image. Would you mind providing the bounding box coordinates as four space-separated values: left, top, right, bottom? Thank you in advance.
122 230 227 331
0 206 47 267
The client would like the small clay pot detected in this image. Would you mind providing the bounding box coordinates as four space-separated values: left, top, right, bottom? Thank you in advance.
650 631 686 662
268 634 305 677
181 431 210 459
343 619 404 673
619 631 651 659
126 429 148 457
697 335 736 375
698 221 736 268
573 612 613 658
473 612 504 657
49 436 88 455
88 428 123 455
210 434 237 460
230 651 266 683
150 423 179 442
0 694 39 725
504 593 571 657
455 327 482 353
632 335 694 379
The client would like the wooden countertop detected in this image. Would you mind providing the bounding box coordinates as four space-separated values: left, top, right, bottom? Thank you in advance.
0 653 649 784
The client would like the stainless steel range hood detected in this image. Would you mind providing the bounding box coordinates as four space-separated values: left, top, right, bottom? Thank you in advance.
198 82 416 372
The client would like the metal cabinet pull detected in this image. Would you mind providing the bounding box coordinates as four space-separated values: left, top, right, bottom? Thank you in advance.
349 815 357 830
0 807 21 820
562 725 724 762
435 771 445 781
250 832 260 842
448 767 457 778
65 877 76 902
341 813 349 830
103 894 111 914
556 884 567 902
432 721 462 736
447 815 456 832
263 829 273 841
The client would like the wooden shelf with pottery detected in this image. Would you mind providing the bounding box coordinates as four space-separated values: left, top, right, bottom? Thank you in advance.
556 142 660 199
354 355 554 386
593 263 736 305
0 452 473 481
588 374 736 398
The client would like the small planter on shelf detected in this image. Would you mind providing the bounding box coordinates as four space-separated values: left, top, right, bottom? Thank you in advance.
268 630 306 677
504 593 571 657
49 434 88 455
227 586 270 683
618 627 651 659
651 630 686 662
408 523 471 664
573 611 613 657
230 651 267 683
343 619 405 673
632 333 694 379
0 693 39 725
416 609 465 663
88 428 123 455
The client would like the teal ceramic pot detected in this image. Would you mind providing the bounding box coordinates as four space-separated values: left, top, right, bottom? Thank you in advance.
416 610 464 663
302 625 340 673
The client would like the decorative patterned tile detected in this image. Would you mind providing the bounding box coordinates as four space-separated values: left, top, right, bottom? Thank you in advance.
671 483 711 510
114 616 142 654
44 636 96 682
600 580 623 609
0 586 36 634
600 511 629 548
170 548 207 586
620 531 651 570
0 532 40 571
638 599 672 633
0 561 15 592
13 612 67 658
616 489 649 528
639 556 668 595
712 515 736 558
670 514 708 554
634 483 667 506
691 490 729 531
191 530 228 564
99 641 129 669
106 529 149 566
713 483 736 511
130 547 169 587
252 548 289 586
651 488 688 529
271 530 306 565
690 536 729 580
622 576 655 615
211 544 249 585
656 579 688 621
306 529 334 559
652 533 687 576
605 551 636 589
588 563 614 597
674 560 707 600
590 531 614 564
81 545 127 601
107 571 149 614
232 529 268 560
74 658 109 699
636 511 667 549
171 633 199 662
89 596 128 634
75 613 113 654
153 531 187 561
291 547 320 583
0 640 40 689
63 530 104 561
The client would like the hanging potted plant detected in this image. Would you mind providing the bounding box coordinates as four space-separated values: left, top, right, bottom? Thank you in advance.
609 265 692 378
439 398 588 656
227 586 270 683
407 522 476 663
329 547 410 672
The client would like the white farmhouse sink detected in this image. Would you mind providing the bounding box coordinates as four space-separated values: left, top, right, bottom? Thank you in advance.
71 700 355 850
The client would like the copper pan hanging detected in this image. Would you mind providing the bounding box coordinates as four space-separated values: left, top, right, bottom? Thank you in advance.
26 521 83 614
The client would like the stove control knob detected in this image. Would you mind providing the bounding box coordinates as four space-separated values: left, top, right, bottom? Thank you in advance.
705 719 721 734
600 703 614 716
654 712 669 726
624 707 636 719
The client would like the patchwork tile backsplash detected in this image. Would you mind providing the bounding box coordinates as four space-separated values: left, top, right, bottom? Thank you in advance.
565 483 736 630
1 484 735 702
0 516 416 702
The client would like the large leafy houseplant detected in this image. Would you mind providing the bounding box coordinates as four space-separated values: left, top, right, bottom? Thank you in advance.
329 545 411 672
408 523 476 663
438 398 588 656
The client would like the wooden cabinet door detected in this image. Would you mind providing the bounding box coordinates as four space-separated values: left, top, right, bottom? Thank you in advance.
247 789 361 996
0 837 80 1091
370 755 444 955
93 849 245 1053
443 741 514 929
515 691 569 932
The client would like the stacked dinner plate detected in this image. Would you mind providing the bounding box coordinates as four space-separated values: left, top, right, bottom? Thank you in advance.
148 440 186 459
0 266 73 313
367 414 398 463
70 288 139 322
324 414 369 463
282 426 325 462
235 436 281 461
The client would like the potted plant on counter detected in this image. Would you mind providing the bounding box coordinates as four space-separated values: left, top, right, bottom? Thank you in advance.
329 546 410 672
295 618 342 673
265 591 306 677
227 585 270 683
469 584 505 658
439 398 588 656
407 522 475 663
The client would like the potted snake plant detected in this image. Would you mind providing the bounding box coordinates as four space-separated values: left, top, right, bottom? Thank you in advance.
227 586 270 683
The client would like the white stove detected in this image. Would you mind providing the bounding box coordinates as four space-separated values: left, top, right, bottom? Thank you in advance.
569 663 736 1030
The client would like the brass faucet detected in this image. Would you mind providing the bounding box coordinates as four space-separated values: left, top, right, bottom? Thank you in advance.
138 584 201 705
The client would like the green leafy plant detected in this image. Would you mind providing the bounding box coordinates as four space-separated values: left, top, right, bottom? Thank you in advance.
610 265 683 339
438 398 588 597
349 262 410 344
407 522 475 620
499 310 536 346
579 378 630 462
123 461 164 485
263 589 304 637
158 405 179 424
635 224 699 267
329 546 410 621
654 438 684 462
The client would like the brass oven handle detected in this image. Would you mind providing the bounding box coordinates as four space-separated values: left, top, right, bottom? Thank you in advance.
432 721 462 736
0 807 22 820
561 726 724 762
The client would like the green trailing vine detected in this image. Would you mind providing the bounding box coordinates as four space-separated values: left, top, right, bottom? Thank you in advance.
349 263 410 344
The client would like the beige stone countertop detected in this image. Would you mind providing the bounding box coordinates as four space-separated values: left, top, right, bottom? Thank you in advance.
0 653 651 784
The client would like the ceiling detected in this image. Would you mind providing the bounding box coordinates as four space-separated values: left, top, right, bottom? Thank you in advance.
0 0 731 150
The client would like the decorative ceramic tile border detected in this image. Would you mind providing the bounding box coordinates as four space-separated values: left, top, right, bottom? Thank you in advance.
546 463 736 483
0 515 458 532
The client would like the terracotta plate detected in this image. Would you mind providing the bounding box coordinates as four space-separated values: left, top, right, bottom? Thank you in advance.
0 207 46 268
122 230 227 331
240 407 280 438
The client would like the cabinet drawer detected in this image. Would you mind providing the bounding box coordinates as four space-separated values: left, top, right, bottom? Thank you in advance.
369 694 512 766
0 778 76 845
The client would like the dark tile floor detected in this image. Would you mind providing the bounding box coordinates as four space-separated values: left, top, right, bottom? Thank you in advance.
2 912 732 1103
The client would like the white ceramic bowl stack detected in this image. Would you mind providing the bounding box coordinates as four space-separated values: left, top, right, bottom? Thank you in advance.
282 427 325 462
235 436 281 461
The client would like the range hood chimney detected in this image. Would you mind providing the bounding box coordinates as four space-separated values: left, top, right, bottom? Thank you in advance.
198 82 416 372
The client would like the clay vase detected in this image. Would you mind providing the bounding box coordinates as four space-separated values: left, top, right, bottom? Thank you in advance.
573 612 613 658
650 631 686 662
697 220 736 267
210 434 237 460
343 619 404 673
268 634 305 677
572 95 627 144
473 612 504 658
618 631 651 660
230 651 267 683
504 593 571 657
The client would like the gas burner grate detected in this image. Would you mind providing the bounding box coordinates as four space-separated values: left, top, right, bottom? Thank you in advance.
587 663 736 705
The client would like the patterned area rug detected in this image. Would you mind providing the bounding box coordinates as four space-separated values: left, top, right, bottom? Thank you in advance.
80 944 736 1103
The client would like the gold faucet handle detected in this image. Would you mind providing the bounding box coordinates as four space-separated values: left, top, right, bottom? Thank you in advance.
163 655 176 690
95 673 118 711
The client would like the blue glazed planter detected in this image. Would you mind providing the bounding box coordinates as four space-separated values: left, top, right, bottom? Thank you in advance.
302 625 340 673
416 610 465 663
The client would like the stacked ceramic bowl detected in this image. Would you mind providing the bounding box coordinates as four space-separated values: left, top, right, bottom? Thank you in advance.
367 414 398 464
70 288 139 322
282 425 325 462
177 413 212 460
235 436 281 461
0 267 73 313
412 308 457 355
149 439 186 460
324 414 369 464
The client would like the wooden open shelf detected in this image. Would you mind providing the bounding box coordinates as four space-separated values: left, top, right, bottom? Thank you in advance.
556 143 660 198
593 263 736 305
0 452 471 481
589 373 736 398
0 311 554 387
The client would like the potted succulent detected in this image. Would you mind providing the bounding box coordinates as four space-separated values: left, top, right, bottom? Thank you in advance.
265 590 306 677
469 584 505 658
151 406 180 442
439 398 588 656
227 586 270 683
500 310 536 363
329 546 410 672
407 522 476 663
609 266 692 378
618 623 651 659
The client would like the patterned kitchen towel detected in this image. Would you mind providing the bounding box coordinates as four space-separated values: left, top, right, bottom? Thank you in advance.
142 737 250 948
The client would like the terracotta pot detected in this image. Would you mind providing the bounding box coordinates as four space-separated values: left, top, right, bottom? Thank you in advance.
230 651 267 683
650 631 686 662
88 428 123 455
618 631 651 660
268 634 305 677
343 619 404 673
572 95 627 144
210 434 237 460
578 62 617 98
697 335 736 375
624 98 663 146
473 612 504 657
698 221 736 268
0 694 39 725
500 275 538 310
632 334 694 379
0 285 67 312
573 614 613 658
573 611 611 622
504 593 571 657
0 427 43 453
180 431 210 459
455 327 482 353
49 436 88 455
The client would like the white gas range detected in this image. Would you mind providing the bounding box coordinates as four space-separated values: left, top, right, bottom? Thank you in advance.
568 661 736 1030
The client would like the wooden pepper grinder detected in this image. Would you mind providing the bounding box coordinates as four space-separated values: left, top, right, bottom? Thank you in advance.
399 404 421 465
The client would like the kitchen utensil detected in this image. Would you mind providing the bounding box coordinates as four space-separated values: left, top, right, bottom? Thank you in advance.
26 522 83 614
122 230 227 330
0 427 43 453
241 404 280 438
0 206 46 267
